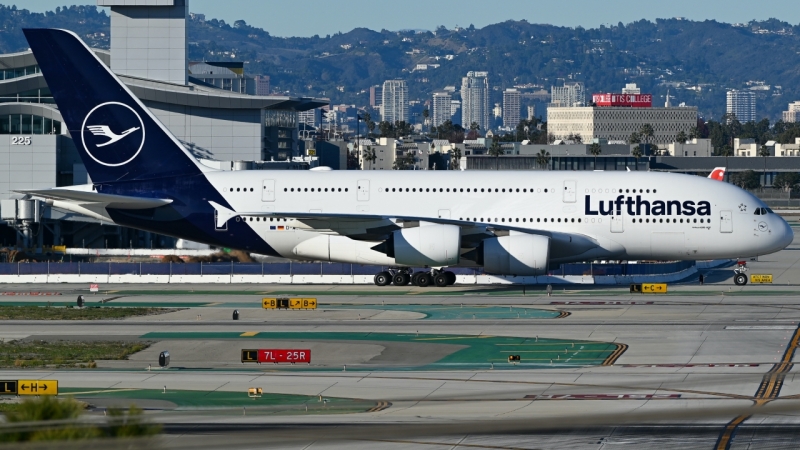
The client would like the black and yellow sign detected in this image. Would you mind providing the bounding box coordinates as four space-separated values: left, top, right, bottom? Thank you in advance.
0 380 17 395
641 283 667 294
241 349 258 363
248 387 263 398
263 298 317 310
18 379 58 396
751 274 773 284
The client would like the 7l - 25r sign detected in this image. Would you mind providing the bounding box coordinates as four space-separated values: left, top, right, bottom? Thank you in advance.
241 349 311 364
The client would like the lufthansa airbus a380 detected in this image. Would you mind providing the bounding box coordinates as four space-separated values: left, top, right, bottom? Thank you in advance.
18 29 794 287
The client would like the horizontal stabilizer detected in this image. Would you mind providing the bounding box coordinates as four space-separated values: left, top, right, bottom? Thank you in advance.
16 188 172 210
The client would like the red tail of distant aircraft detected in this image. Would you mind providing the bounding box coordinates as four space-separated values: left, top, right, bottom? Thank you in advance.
708 167 726 181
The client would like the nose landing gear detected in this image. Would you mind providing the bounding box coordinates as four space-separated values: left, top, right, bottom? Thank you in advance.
733 261 748 286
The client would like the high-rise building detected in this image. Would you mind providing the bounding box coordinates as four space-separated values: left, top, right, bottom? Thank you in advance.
726 90 756 123
255 75 270 96
461 71 489 131
502 88 521 128
550 81 585 107
783 101 800 123
450 100 462 126
527 105 536 120
369 85 383 107
381 80 408 123
432 91 452 127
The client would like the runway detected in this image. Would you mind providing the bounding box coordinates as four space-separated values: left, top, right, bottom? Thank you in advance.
3 236 800 448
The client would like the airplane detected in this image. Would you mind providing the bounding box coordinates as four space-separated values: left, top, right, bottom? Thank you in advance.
17 29 794 288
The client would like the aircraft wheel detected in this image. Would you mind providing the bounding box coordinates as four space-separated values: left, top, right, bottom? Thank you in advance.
393 272 410 286
444 271 456 285
416 273 433 287
374 271 392 286
734 273 748 286
434 273 449 287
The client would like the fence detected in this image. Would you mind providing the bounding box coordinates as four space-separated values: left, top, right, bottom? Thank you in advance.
0 261 695 277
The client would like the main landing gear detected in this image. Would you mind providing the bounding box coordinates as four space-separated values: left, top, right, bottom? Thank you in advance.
733 260 748 286
374 268 456 287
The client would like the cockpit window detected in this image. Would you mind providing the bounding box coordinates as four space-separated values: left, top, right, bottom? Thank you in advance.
754 207 770 215
766 207 774 214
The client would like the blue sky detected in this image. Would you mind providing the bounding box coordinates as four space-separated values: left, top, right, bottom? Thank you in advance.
21 1 800 37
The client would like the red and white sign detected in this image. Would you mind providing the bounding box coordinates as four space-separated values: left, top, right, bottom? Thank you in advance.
89 284 99 293
258 349 311 364
592 93 653 108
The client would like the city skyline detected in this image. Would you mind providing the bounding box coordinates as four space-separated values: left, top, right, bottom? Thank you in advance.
24 0 800 38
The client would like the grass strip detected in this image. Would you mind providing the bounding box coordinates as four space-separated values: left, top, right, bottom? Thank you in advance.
0 340 151 369
0 305 176 320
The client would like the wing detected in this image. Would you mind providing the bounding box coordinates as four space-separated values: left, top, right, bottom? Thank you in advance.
16 187 172 209
86 125 114 137
208 202 624 263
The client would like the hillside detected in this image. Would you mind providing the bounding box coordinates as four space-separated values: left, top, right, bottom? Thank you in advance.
0 4 798 121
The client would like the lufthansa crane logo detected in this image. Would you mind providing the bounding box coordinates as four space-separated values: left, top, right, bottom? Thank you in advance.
758 221 769 232
81 102 145 167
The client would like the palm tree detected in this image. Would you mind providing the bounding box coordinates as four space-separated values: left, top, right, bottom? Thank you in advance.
364 145 376 170
422 109 429 132
759 144 771 190
535 149 551 171
676 131 688 144
631 145 643 170
639 124 655 149
488 140 504 170
628 132 641 144
452 147 462 170
688 125 699 140
589 142 602 168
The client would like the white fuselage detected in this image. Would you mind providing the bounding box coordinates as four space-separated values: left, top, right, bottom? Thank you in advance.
199 170 793 266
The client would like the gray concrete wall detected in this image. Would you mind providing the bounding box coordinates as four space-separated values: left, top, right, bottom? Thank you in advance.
144 101 263 161
0 134 57 199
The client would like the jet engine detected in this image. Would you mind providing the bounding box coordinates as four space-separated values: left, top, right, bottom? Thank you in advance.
374 222 460 266
480 232 550 276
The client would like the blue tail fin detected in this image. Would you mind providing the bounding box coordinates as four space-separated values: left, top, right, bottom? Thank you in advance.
23 28 205 184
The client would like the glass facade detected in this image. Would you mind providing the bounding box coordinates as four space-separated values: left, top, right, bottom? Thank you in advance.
0 114 61 134
0 64 39 80
0 88 54 104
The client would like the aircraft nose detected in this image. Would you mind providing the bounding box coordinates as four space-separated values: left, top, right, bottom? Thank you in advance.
776 216 794 250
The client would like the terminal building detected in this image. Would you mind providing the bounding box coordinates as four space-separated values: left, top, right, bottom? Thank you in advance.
0 0 327 250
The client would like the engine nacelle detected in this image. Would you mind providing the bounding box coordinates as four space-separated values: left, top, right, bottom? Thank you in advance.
391 222 460 266
482 232 550 276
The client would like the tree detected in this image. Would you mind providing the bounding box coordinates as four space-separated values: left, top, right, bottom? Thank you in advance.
364 145 376 170
730 170 760 190
393 151 416 170
452 147 462 169
422 108 429 132
773 172 799 196
628 132 641 144
488 140 504 170
631 145 643 170
688 126 700 140
573 133 583 144
535 149 550 170
639 123 655 148
759 144 771 189
470 122 480 132
676 131 688 144
589 142 602 168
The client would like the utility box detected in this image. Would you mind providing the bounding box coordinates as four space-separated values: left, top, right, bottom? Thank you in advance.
76 295 84 308
159 351 170 368
233 310 239 320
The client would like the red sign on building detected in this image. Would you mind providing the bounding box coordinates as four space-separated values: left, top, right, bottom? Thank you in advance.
257 349 311 364
592 93 653 108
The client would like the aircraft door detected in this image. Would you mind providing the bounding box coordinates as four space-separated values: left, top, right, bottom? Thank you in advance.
611 207 624 233
261 179 275 202
357 180 370 201
563 180 577 203
720 210 733 233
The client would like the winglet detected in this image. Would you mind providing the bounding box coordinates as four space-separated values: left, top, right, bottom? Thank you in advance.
708 167 726 181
